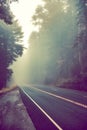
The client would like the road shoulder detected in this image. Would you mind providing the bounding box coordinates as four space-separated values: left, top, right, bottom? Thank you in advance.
0 87 36 130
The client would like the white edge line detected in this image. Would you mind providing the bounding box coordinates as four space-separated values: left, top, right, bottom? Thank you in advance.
21 88 63 130
30 87 87 109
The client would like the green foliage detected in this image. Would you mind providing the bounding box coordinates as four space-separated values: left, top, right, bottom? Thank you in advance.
0 20 24 88
74 0 87 74
0 0 18 24
0 0 24 89
28 0 78 84
27 0 87 90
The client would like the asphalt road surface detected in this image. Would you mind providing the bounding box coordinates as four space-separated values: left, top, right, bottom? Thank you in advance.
20 85 87 130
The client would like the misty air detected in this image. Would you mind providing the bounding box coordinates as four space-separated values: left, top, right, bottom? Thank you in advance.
0 0 87 130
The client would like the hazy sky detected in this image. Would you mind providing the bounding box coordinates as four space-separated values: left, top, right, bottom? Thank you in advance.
10 0 44 85
10 0 77 85
10 0 44 47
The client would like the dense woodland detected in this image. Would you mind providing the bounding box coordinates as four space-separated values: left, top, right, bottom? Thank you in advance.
0 0 87 91
0 0 23 89
27 0 87 90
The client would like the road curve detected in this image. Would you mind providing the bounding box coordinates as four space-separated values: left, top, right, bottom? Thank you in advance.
20 85 87 130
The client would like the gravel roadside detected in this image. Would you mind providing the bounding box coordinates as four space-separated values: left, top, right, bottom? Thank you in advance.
0 87 36 130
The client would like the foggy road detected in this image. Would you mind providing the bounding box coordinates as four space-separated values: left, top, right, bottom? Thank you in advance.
20 85 87 130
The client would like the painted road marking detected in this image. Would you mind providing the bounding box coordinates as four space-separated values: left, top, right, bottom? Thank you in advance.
21 88 63 130
29 87 87 109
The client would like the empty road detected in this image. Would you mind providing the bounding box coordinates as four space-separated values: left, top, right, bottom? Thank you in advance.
20 85 87 130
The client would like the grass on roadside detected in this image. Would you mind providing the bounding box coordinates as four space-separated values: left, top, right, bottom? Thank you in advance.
0 85 18 94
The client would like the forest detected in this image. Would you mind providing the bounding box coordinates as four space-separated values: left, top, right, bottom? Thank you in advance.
0 0 24 89
27 0 87 91
0 0 87 91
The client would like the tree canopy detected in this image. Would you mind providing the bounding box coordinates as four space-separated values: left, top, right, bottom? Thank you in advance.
0 0 24 89
28 0 87 90
28 0 78 84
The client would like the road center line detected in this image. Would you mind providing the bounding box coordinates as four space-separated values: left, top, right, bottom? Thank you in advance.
30 87 87 109
21 88 63 130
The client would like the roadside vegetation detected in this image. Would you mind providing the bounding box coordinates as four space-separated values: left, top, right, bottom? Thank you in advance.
27 0 87 91
0 0 24 90
0 0 87 92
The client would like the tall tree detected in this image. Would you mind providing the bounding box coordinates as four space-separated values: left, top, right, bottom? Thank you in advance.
28 0 77 84
0 20 23 89
76 0 87 74
0 0 18 24
0 0 24 89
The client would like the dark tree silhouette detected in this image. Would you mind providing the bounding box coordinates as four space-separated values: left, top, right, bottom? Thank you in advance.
0 20 24 89
0 0 24 89
0 0 17 24
76 0 87 73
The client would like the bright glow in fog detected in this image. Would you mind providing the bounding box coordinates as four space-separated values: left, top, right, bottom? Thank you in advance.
10 0 77 86
10 0 44 84
11 51 29 84
10 0 44 48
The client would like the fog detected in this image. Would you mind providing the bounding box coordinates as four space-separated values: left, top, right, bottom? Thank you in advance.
11 51 30 85
11 0 83 86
